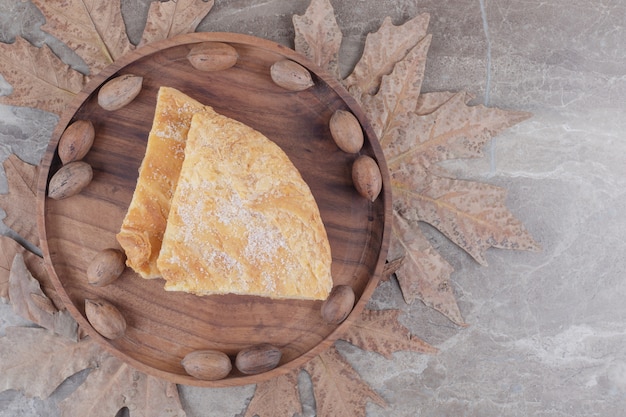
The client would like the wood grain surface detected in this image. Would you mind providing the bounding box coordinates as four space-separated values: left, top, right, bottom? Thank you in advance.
36 33 391 387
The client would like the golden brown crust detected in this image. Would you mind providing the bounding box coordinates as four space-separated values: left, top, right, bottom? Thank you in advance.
157 112 333 300
116 87 215 278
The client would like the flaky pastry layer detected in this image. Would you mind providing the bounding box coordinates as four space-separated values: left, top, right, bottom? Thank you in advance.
157 112 333 300
116 87 215 278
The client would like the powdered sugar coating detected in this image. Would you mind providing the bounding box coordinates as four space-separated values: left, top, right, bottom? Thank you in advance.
157 111 333 300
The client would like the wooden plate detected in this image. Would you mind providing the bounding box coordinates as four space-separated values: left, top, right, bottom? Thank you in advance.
37 32 391 387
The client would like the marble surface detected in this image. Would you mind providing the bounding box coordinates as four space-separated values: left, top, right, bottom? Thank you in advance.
2 0 626 416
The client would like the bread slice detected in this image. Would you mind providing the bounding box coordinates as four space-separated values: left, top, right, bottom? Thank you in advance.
156 111 333 300
116 87 215 278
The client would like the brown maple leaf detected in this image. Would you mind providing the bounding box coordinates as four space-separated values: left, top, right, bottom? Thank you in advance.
388 91 532 181
0 37 86 114
382 254 406 278
139 0 215 47
394 174 540 265
31 0 215 76
243 369 302 417
31 0 134 75
371 64 538 323
0 326 100 399
293 0 342 79
0 236 55 303
343 13 431 98
9 253 78 340
386 93 539 269
340 308 438 358
0 154 40 248
387 212 462 324
0 0 214 115
0 236 21 300
59 354 186 417
0 325 185 416
293 6 539 325
358 33 432 152
304 345 386 417
0 155 64 308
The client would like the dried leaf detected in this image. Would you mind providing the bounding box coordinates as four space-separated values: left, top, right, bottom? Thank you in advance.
341 308 438 358
347 14 539 325
395 174 540 266
59 354 186 417
9 253 78 340
415 91 463 116
387 212 464 325
386 92 533 172
0 155 70 326
243 370 302 417
304 345 386 417
0 37 85 114
0 211 62 308
382 89 538 268
0 154 40 247
343 13 430 97
382 255 405 278
0 236 19 301
359 34 431 145
139 0 215 47
0 236 60 306
31 0 134 75
293 0 342 78
0 326 100 399
29 292 58 315
0 274 6 301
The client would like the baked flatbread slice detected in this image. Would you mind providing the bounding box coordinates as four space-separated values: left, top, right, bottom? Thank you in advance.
157 112 333 300
116 87 215 278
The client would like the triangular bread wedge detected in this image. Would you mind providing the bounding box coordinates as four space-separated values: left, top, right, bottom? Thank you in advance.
157 112 333 300
116 87 215 278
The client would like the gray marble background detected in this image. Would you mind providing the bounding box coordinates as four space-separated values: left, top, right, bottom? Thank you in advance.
2 0 626 416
